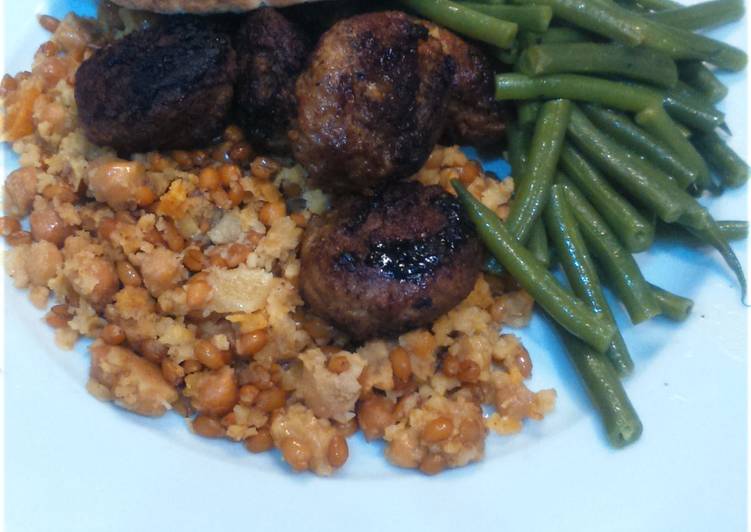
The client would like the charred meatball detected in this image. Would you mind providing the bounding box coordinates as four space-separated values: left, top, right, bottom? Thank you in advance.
299 182 482 340
421 22 509 147
291 11 454 193
234 8 310 151
75 18 237 155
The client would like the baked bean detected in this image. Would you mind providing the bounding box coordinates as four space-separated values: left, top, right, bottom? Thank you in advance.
183 247 208 272
389 347 412 381
30 205 71 246
198 167 220 191
0 216 21 236
235 329 269 357
259 201 286 227
244 430 274 453
193 415 225 438
441 354 460 378
88 159 146 210
238 384 260 406
3 167 37 217
6 231 32 246
458 360 481 383
26 240 63 286
186 366 238 416
254 386 286 413
421 417 454 443
116 261 142 287
327 435 349 469
194 339 231 370
250 157 280 180
100 323 126 345
280 437 311 472
161 359 185 387
357 395 394 441
419 454 446 475
186 279 212 309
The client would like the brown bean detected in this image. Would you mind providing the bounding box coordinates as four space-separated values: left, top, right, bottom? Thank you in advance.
327 435 349 469
280 437 311 472
244 430 274 453
421 417 454 443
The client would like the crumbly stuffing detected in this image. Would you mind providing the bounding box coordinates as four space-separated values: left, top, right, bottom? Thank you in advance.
1 8 554 476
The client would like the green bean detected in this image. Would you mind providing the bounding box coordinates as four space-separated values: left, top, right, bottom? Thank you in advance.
662 82 726 132
649 284 693 321
518 101 542 129
462 3 553 30
634 105 712 188
544 185 634 375
509 0 645 45
519 26 594 47
627 0 680 11
560 145 655 252
632 15 747 70
399 0 518 48
580 104 697 188
718 220 749 241
567 107 689 223
553 322 642 447
558 176 662 324
528 219 551 267
648 0 745 31
494 73 662 111
692 130 750 188
506 99 572 244
678 62 728 104
491 45 521 64
453 180 616 352
517 43 678 88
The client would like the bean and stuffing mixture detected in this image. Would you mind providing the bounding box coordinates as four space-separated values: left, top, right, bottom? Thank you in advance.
1 5 554 475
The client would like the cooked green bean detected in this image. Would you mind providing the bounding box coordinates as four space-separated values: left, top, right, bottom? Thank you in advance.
509 0 644 45
648 0 745 31
519 26 594 46
567 107 688 223
560 145 655 252
528 219 551 267
453 180 616 352
506 99 572 244
693 130 750 188
518 101 542 129
649 284 693 320
399 0 518 48
494 73 662 111
462 3 553 30
678 62 728 103
580 104 697 188
634 105 712 188
633 15 747 70
626 0 680 11
517 43 678 88
544 185 634 375
558 176 662 324
718 220 749 241
553 322 642 447
662 82 726 132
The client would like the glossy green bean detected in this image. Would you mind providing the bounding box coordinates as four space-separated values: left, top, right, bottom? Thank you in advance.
558 176 662 324
399 0 518 48
518 101 542 129
453 181 616 352
462 3 553 30
553 322 642 447
649 284 693 320
580 104 697 188
528 219 551 267
508 0 645 44
677 62 728 103
506 99 572 244
519 26 594 47
662 82 726 132
627 0 680 11
494 73 662 111
634 105 712 188
718 220 749 241
560 145 655 252
692 130 750 188
567 107 688 223
544 185 634 375
517 43 678 87
648 0 745 31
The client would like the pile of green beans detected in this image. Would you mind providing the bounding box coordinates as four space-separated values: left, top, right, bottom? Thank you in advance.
408 0 747 449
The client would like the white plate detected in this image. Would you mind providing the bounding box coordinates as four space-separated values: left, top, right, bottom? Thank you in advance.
2 1 748 531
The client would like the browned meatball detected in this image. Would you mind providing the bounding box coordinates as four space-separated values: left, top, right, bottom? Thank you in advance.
75 18 237 155
299 182 482 340
234 8 310 151
421 22 509 147
290 11 453 193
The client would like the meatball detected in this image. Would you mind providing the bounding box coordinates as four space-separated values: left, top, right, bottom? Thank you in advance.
421 22 509 147
75 18 237 155
234 8 310 151
290 11 453 193
299 182 482 340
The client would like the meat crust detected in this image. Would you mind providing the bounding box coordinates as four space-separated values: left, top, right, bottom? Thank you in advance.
75 18 237 154
299 182 482 340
